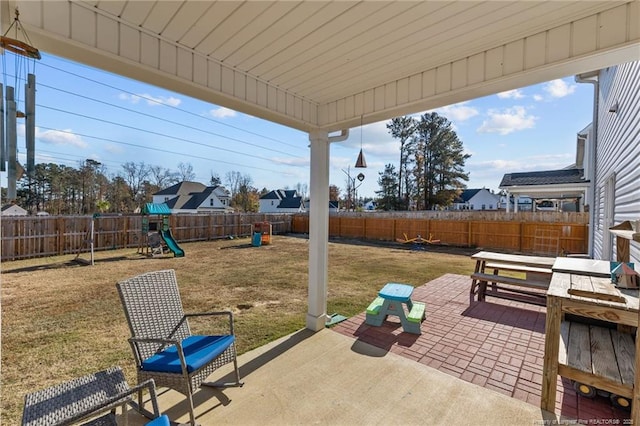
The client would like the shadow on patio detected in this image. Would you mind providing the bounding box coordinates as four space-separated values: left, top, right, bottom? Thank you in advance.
124 274 629 425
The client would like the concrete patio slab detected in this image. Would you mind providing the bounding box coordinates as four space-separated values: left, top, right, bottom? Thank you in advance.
129 327 553 425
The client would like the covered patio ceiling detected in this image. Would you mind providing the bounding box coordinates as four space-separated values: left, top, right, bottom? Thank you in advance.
3 1 639 131
2 0 639 331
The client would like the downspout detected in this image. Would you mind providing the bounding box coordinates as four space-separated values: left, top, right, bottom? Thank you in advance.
575 71 599 258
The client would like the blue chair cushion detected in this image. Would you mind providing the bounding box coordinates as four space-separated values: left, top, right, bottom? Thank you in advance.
146 414 170 426
141 335 235 374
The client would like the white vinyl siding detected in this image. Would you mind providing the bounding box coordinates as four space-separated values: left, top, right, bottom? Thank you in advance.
592 61 640 263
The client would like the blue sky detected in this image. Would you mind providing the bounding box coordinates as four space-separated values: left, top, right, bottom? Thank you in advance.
2 52 594 199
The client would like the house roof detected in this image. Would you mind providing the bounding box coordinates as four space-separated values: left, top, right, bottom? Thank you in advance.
500 169 587 187
1 203 28 213
260 191 282 200
454 189 482 203
279 197 304 209
260 189 299 201
154 181 207 196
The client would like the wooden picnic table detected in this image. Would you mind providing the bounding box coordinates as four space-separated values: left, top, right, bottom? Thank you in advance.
541 260 640 421
470 251 555 305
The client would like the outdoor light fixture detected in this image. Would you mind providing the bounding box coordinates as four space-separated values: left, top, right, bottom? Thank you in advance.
355 115 367 168
609 101 619 113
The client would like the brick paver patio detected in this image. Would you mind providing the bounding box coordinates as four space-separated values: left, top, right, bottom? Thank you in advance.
331 273 630 423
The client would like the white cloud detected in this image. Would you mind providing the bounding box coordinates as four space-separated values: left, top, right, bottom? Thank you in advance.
209 107 237 118
543 79 576 98
477 106 536 135
36 128 88 148
104 144 124 154
497 89 525 99
119 92 182 107
118 93 140 104
435 102 479 122
533 94 544 102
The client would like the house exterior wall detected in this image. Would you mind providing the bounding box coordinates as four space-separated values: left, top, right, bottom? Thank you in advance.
259 199 280 213
592 61 640 263
1 205 28 216
468 191 500 210
153 195 174 204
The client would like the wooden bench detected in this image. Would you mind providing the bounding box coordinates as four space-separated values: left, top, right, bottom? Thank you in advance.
470 272 550 306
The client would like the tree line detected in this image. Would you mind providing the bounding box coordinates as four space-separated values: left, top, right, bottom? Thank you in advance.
10 160 273 214
376 112 470 211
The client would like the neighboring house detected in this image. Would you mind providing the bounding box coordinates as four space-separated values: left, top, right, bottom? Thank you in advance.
499 193 533 212
259 190 305 213
364 200 377 211
451 188 500 211
499 167 590 213
583 61 640 263
302 199 338 212
1 203 28 216
152 181 232 213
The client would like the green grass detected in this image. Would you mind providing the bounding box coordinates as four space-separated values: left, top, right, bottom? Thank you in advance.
0 235 476 425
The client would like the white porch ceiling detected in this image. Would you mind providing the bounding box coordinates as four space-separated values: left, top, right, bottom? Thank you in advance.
2 0 640 132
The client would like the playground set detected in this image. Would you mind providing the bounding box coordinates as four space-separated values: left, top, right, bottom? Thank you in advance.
138 203 185 258
73 204 185 265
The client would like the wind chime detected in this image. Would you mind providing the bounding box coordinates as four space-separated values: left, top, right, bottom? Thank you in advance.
1 8 40 203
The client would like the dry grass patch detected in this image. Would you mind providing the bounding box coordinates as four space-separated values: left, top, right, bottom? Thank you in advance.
1 235 476 424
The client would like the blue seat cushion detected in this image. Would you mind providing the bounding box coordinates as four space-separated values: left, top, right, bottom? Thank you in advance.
146 414 170 426
141 335 235 374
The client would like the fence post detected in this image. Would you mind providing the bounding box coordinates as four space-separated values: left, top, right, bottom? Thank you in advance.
57 217 65 256
519 222 524 252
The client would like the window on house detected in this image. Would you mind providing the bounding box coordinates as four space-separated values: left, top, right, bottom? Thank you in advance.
481 204 486 210
164 197 169 202
210 199 214 206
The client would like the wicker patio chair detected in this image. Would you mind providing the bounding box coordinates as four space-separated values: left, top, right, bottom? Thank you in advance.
116 269 242 426
22 365 168 426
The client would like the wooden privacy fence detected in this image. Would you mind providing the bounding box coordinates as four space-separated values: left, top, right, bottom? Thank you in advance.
1 213 292 261
292 212 589 255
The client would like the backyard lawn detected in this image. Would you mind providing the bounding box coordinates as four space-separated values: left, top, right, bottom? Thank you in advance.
0 235 476 425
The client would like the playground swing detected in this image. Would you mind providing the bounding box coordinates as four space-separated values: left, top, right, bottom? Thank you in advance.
73 216 95 266
74 213 122 266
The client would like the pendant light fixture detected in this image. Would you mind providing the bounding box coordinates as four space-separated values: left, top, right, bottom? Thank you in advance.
355 115 367 168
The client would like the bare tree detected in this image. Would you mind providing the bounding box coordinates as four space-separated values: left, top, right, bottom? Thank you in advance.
149 165 177 188
225 171 242 195
295 182 308 199
121 161 150 207
210 172 222 186
177 162 196 182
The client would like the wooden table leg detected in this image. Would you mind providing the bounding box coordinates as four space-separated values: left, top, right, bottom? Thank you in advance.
470 260 483 298
541 295 561 414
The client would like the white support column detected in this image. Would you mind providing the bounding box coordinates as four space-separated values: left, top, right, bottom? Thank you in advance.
306 130 330 331
514 195 519 213
505 192 510 213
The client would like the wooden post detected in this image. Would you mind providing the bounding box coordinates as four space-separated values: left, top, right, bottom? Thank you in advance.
519 222 524 252
541 295 562 414
632 305 640 424
617 236 630 263
57 217 65 256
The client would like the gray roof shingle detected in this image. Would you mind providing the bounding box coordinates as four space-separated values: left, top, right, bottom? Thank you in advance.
500 168 586 187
